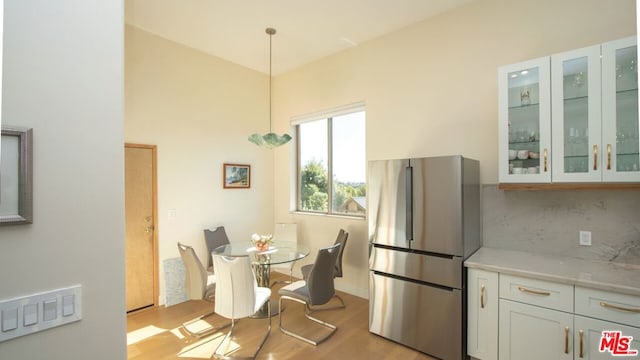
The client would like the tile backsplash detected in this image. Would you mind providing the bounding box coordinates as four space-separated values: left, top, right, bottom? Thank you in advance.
482 185 640 265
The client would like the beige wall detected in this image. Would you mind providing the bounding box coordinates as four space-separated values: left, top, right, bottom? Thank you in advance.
124 0 636 301
274 0 637 298
0 1 125 359
125 26 275 303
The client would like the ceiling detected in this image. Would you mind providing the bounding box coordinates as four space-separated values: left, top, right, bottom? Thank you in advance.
125 0 473 75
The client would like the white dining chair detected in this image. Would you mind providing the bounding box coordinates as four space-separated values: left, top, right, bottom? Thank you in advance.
212 254 272 359
270 223 298 286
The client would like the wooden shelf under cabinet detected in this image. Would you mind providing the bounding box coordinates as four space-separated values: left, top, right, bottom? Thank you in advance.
498 183 640 191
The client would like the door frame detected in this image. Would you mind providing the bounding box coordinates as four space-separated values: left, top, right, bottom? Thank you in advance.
125 143 159 307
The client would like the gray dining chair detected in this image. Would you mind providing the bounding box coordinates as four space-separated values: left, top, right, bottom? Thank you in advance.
212 254 272 359
300 229 348 311
278 243 341 346
204 226 230 272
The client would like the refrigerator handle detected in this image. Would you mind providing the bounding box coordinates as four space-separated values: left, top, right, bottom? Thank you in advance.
406 165 413 241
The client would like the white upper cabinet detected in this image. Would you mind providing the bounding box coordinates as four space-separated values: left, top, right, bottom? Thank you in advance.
601 36 640 181
498 57 552 183
551 45 602 182
498 36 639 184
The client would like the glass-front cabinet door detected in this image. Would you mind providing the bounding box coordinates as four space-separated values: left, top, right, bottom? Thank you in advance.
551 45 602 182
602 36 640 182
498 57 551 183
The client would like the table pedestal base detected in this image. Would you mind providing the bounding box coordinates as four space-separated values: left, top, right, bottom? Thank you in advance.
252 263 276 318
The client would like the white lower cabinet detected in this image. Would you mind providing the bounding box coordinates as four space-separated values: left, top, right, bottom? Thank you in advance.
499 299 573 360
574 286 640 359
467 270 640 360
468 269 499 360
574 315 640 359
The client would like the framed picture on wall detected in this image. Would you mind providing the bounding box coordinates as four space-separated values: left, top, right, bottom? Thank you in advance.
223 163 250 189
0 0 4 162
1 126 34 225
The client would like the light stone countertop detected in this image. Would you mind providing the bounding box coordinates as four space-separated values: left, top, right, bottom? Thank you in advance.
465 247 640 297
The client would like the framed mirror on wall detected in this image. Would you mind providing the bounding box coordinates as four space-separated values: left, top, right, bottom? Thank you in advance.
0 0 4 157
1 126 33 225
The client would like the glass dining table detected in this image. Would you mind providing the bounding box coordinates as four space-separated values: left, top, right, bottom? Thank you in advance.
212 241 311 317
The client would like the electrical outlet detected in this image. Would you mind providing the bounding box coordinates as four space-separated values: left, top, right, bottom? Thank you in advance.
579 231 592 246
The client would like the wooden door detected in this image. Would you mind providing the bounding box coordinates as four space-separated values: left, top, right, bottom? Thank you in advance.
125 144 157 312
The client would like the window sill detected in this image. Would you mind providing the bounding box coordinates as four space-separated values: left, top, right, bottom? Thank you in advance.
290 211 366 221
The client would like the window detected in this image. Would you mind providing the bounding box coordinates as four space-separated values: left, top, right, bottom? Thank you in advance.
294 103 366 217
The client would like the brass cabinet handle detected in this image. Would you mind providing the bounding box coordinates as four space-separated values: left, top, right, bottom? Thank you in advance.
600 301 640 313
565 326 570 354
607 144 612 170
579 329 584 358
518 286 551 296
543 148 548 172
480 285 485 309
593 145 598 171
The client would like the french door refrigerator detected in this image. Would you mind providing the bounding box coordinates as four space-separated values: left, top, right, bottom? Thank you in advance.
368 155 480 360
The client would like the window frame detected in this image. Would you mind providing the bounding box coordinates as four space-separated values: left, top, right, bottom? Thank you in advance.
292 102 366 218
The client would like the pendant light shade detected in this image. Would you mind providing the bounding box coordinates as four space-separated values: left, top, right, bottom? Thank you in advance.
249 27 292 148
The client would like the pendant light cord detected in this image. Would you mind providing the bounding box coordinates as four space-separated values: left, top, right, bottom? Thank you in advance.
267 28 275 133
269 30 272 132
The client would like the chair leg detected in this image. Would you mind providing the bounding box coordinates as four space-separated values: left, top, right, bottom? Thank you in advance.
181 309 231 338
306 294 346 312
213 300 271 360
278 295 337 346
251 299 271 357
213 318 237 359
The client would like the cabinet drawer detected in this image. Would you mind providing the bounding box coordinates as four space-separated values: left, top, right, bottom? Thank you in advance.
500 274 573 312
575 287 640 328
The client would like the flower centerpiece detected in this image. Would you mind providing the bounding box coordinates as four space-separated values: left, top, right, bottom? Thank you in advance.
251 233 273 252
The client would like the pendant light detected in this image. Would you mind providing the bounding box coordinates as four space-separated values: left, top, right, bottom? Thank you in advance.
248 27 292 148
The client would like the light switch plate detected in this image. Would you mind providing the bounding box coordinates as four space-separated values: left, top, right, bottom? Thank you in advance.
62 295 74 317
579 230 592 246
23 304 38 326
0 285 82 342
43 299 57 321
1 308 18 332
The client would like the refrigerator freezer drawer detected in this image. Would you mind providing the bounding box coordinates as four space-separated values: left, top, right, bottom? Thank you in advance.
369 272 462 360
369 246 462 289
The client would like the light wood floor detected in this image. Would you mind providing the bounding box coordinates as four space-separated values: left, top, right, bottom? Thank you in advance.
127 273 436 360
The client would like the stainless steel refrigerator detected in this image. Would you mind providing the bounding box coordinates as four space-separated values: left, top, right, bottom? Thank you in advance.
368 155 480 360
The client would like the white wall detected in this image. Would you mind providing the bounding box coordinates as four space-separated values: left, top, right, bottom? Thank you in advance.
125 26 274 303
0 1 125 359
123 0 636 302
273 0 637 298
